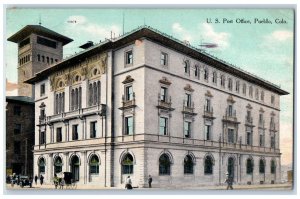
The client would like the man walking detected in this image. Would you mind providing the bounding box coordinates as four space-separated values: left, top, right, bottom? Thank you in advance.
224 172 233 190
148 175 153 188
34 175 38 185
40 175 44 186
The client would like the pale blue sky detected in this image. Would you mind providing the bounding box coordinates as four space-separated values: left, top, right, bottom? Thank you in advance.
5 8 294 164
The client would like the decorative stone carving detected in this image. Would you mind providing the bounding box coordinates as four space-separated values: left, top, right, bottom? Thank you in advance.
205 90 213 97
184 84 194 92
227 95 235 103
246 104 253 109
159 77 172 85
122 75 134 84
259 107 265 113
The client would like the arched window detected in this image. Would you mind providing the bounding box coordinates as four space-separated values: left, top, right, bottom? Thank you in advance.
89 155 99 174
228 78 232 90
246 158 253 174
38 158 45 173
184 155 193 174
122 153 134 174
204 68 209 80
204 156 213 174
243 83 246 94
212 71 217 83
249 86 253 97
255 88 259 100
89 81 101 106
184 61 190 75
194 65 199 78
261 91 264 101
37 54 41 62
159 154 171 175
259 159 265 174
271 160 276 174
54 156 63 174
236 81 240 92
221 75 225 87
88 83 93 106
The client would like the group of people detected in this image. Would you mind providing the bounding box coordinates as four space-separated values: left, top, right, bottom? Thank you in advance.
34 175 44 186
124 173 233 190
53 174 65 189
125 175 153 190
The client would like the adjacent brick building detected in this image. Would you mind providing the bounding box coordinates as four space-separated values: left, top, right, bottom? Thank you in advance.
6 96 34 176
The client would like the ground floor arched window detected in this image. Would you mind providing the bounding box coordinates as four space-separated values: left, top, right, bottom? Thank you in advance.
71 155 80 181
54 156 62 174
159 154 171 175
204 156 213 174
122 153 134 174
271 160 276 174
38 157 45 174
89 155 99 174
184 155 193 174
259 159 265 174
246 158 253 174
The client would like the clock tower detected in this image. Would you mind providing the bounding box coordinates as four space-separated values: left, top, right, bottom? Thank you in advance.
8 25 73 98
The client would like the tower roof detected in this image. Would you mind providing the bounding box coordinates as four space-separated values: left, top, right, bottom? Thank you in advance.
7 25 73 46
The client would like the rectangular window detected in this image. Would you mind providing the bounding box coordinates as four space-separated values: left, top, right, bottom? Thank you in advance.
40 83 45 96
40 131 45 144
125 117 133 135
205 99 211 112
37 36 57 48
271 136 275 148
228 129 234 143
246 132 252 145
14 141 21 154
125 50 133 65
160 87 167 102
259 134 264 147
159 117 168 135
271 95 275 104
184 121 191 138
194 66 199 77
13 106 21 116
205 125 211 140
185 93 191 107
90 122 97 138
125 86 133 101
259 114 263 125
56 127 62 142
228 105 233 116
14 124 21 135
72 125 79 140
161 52 168 66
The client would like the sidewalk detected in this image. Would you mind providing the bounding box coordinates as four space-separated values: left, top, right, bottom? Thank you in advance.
6 182 293 191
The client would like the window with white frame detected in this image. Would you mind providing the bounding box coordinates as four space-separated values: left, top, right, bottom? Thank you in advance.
228 128 234 143
159 117 168 135
90 121 97 138
185 93 191 107
184 121 191 138
125 50 133 65
125 117 133 135
161 52 168 66
205 125 211 140
125 85 133 101
160 87 167 102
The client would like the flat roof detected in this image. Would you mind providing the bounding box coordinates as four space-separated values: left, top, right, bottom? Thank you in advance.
6 96 34 105
7 25 73 46
24 26 289 95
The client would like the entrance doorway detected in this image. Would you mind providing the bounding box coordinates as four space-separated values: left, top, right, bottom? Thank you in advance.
70 156 80 181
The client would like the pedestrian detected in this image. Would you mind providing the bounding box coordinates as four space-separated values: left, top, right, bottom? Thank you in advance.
40 175 44 186
60 178 65 189
53 174 59 189
224 172 233 190
125 176 132 189
34 175 38 185
29 176 33 188
148 175 153 188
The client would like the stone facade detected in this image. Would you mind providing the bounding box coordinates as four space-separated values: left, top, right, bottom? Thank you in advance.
26 26 288 188
6 97 34 176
